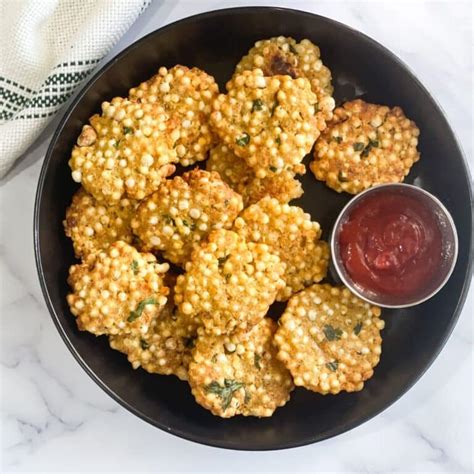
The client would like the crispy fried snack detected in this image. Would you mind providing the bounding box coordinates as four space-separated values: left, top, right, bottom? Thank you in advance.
206 144 303 206
110 275 198 381
64 187 136 259
69 97 178 203
188 318 293 417
67 241 170 336
211 69 320 178
129 65 219 166
234 197 329 300
235 36 334 123
131 169 243 265
174 229 285 335
275 284 384 394
310 99 420 194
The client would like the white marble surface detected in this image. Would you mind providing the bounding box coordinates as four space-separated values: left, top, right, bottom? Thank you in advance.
1 0 472 472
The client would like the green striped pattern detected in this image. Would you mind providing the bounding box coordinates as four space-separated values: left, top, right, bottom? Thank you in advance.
0 59 100 122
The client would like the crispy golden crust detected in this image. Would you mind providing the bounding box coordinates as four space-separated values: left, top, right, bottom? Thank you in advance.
109 278 198 380
174 229 285 335
67 241 170 336
129 65 219 166
310 99 420 194
64 187 136 259
69 97 178 203
275 284 384 394
188 318 294 417
234 197 329 301
210 69 320 178
206 144 304 206
235 36 334 123
131 168 243 265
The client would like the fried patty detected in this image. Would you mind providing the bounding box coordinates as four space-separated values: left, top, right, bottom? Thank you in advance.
129 65 219 166
67 241 170 336
109 275 198 381
174 229 285 335
131 168 243 265
188 318 294 417
206 144 304 206
210 69 320 178
275 284 384 394
234 197 329 300
235 36 335 125
310 99 420 194
69 97 178 203
64 187 136 259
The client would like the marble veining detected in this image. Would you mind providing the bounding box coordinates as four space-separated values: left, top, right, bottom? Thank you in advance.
1 1 472 472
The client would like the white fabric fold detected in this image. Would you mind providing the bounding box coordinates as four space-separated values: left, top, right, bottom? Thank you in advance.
0 0 150 178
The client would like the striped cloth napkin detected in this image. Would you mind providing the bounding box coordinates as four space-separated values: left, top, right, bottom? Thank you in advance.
0 0 150 179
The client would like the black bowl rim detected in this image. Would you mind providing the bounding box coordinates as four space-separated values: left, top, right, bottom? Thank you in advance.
33 6 474 451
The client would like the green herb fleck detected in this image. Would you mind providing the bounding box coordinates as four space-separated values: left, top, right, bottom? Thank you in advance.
323 324 343 341
236 133 250 146
338 171 348 182
128 297 160 322
123 126 133 135
218 255 230 268
289 44 298 54
130 260 139 274
361 139 379 158
353 142 365 152
275 137 281 145
211 354 218 363
332 136 343 144
113 140 120 149
314 103 319 114
254 353 262 370
140 339 149 350
244 389 251 404
271 101 279 116
224 273 231 281
182 219 196 231
269 166 278 172
205 379 244 410
163 214 175 226
326 361 339 371
251 99 264 112
183 337 196 349
354 321 363 335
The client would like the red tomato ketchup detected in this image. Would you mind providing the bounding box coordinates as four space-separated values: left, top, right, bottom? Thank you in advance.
338 192 443 299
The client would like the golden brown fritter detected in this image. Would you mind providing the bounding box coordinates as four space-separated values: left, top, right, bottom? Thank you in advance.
210 69 320 178
234 197 329 300
131 168 243 265
188 318 294 417
235 36 334 123
67 241 170 336
109 278 198 381
206 144 303 206
310 99 420 194
174 229 285 335
275 284 384 394
129 65 219 166
69 97 178 203
64 187 136 259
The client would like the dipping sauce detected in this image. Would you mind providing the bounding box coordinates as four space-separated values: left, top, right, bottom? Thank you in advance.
338 191 443 299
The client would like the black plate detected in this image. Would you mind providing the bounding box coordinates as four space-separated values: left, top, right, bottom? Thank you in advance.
34 7 473 450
